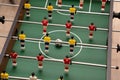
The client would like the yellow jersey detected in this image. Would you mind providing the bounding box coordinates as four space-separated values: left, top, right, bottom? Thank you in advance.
1 73 9 79
69 7 76 13
24 3 31 9
44 36 51 43
47 6 53 11
19 34 26 40
69 39 76 45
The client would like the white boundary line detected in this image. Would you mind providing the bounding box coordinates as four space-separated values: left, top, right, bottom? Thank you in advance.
89 0 92 12
39 30 83 59
44 0 48 8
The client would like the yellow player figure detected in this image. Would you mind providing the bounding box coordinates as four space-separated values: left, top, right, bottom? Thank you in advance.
0 71 9 80
47 3 54 20
24 0 31 17
43 33 51 53
18 31 26 50
79 0 84 9
69 5 77 22
68 36 77 55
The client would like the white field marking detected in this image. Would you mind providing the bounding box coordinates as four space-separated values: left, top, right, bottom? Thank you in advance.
45 0 49 8
57 10 70 16
56 0 58 6
89 0 92 12
39 30 82 59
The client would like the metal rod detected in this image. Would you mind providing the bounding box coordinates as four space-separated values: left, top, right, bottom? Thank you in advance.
0 3 109 16
6 55 118 69
5 19 108 31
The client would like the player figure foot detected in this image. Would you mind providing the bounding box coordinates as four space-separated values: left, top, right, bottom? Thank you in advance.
43 32 46 35
101 8 105 11
64 69 69 72
70 19 74 22
21 47 25 50
70 52 73 55
38 66 43 69
12 63 17 66
45 50 49 53
26 14 31 17
79 6 83 9
89 35 93 39
66 34 70 37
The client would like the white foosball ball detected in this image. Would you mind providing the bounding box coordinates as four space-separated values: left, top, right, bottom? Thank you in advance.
55 39 62 48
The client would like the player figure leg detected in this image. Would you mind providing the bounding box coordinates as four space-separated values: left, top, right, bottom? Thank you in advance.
48 11 52 20
70 45 74 55
45 42 49 53
12 59 17 66
20 40 25 50
66 29 70 37
38 61 43 69
101 1 106 11
43 26 47 34
26 9 30 17
70 13 74 22
57 0 62 8
79 0 84 9
89 31 93 39
64 64 69 72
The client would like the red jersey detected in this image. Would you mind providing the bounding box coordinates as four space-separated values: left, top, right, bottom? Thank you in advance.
89 25 96 31
65 22 72 29
58 0 62 4
42 20 48 26
10 52 18 59
64 58 71 64
102 0 107 2
37 55 44 61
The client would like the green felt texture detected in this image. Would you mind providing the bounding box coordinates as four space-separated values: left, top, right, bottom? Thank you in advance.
6 0 111 80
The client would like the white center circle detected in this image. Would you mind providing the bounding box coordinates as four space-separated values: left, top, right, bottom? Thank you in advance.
39 30 83 59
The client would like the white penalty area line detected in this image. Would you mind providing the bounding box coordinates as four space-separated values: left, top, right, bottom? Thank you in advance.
89 0 92 12
26 40 106 50
9 76 42 80
44 0 48 8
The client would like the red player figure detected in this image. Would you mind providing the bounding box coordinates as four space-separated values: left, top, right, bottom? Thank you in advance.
41 17 48 34
65 20 72 37
9 51 18 66
63 55 71 72
79 0 84 9
101 0 107 11
36 53 44 69
88 23 96 39
57 0 62 8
